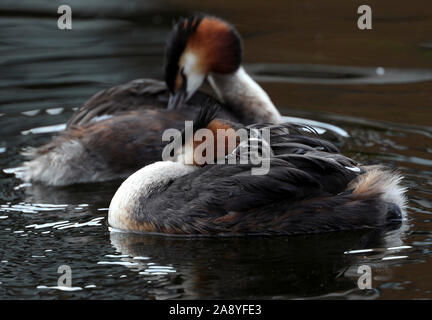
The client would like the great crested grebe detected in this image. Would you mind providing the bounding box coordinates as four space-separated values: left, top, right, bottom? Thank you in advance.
108 105 407 236
18 15 281 186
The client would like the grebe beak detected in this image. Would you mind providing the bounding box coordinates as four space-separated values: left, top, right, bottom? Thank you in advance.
167 89 187 110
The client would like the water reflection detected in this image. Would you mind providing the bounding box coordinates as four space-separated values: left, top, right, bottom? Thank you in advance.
13 181 120 205
109 225 408 299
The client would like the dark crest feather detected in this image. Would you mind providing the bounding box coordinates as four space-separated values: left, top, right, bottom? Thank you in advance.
180 102 221 143
164 15 204 92
193 102 221 131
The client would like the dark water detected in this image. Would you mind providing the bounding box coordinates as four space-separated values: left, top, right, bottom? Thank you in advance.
0 0 431 299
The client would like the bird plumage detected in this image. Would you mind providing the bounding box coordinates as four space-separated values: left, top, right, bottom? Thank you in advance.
108 106 406 235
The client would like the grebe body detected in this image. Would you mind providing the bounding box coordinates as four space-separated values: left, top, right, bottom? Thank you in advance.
108 107 406 236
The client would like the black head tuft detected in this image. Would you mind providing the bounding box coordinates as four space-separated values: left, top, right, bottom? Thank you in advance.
180 101 220 143
164 15 204 93
194 101 221 131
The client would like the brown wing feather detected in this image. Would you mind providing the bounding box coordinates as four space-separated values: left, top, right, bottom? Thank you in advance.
67 78 236 128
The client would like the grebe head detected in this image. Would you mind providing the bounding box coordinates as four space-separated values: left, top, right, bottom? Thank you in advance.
164 15 242 109
172 104 240 165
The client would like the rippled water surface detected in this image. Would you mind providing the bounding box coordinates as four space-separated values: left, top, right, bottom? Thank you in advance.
0 0 431 299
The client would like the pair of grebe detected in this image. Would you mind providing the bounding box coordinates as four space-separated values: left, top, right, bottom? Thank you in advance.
20 16 278 187
20 15 407 235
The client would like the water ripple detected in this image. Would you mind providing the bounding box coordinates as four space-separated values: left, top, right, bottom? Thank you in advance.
247 63 432 85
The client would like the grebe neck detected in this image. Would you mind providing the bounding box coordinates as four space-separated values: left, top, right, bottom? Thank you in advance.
208 67 282 124
108 161 197 231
